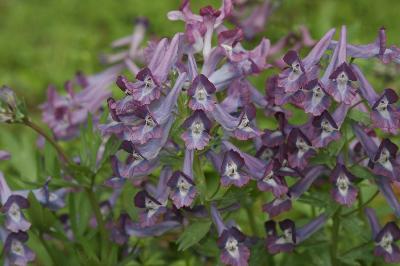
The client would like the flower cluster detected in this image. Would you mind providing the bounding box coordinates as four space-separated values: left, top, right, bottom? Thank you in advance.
1 0 400 265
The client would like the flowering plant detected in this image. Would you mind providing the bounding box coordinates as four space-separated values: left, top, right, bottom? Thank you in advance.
1 1 400 265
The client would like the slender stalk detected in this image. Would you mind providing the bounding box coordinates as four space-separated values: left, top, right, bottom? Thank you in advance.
341 190 379 218
23 119 71 165
38 232 57 266
85 188 108 262
330 207 342 266
244 202 259 236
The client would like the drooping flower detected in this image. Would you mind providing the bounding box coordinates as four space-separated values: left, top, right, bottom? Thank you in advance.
134 167 172 227
287 128 316 169
256 160 288 197
311 110 341 148
330 163 358 206
213 103 261 140
300 79 331 116
365 208 400 263
187 74 217 111
211 204 250 266
263 166 326 217
0 174 31 233
352 64 400 134
220 150 251 187
181 110 212 150
265 214 326 254
325 26 358 105
368 139 400 182
167 149 197 208
276 28 336 94
2 231 35 266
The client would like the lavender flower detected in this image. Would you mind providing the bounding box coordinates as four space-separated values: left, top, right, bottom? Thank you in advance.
330 163 358 206
181 110 212 150
2 231 35 266
365 208 400 263
211 204 250 266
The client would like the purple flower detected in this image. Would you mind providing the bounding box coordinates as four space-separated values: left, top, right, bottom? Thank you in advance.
330 163 358 206
187 74 217 111
276 28 336 94
0 150 11 161
213 103 261 140
3 231 35 266
371 89 400 134
31 179 69 211
365 208 400 263
265 214 327 254
220 150 251 187
368 139 400 182
311 110 340 148
181 110 212 150
325 26 358 105
167 171 196 209
116 68 162 106
41 67 122 140
109 213 131 245
287 128 316 169
263 166 326 217
117 141 159 179
328 27 400 64
265 219 296 254
301 79 331 116
256 160 288 197
134 190 167 227
211 204 250 266
277 50 308 93
0 174 31 233
133 166 171 227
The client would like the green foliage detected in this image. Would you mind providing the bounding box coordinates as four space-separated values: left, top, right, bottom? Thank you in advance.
176 220 212 251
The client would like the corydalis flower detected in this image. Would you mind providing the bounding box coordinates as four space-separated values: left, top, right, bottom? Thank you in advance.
167 149 196 209
133 167 171 227
211 204 250 266
188 74 216 111
181 110 212 150
330 163 358 206
257 160 288 197
325 26 358 105
370 89 400 134
116 68 161 106
311 110 340 148
0 174 30 233
134 190 167 227
287 128 316 169
301 79 331 116
265 214 327 254
213 103 261 140
220 150 251 187
167 171 196 209
353 64 400 134
365 208 400 263
368 139 400 182
2 231 35 266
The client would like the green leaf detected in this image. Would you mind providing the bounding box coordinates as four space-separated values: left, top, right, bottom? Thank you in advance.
96 135 122 172
193 152 207 203
44 140 61 178
176 220 211 251
27 192 57 231
349 165 375 179
348 109 371 125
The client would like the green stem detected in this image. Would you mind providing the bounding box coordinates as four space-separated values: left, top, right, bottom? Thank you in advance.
85 188 108 262
341 190 379 218
23 119 71 165
38 232 57 266
244 202 258 236
330 207 342 266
